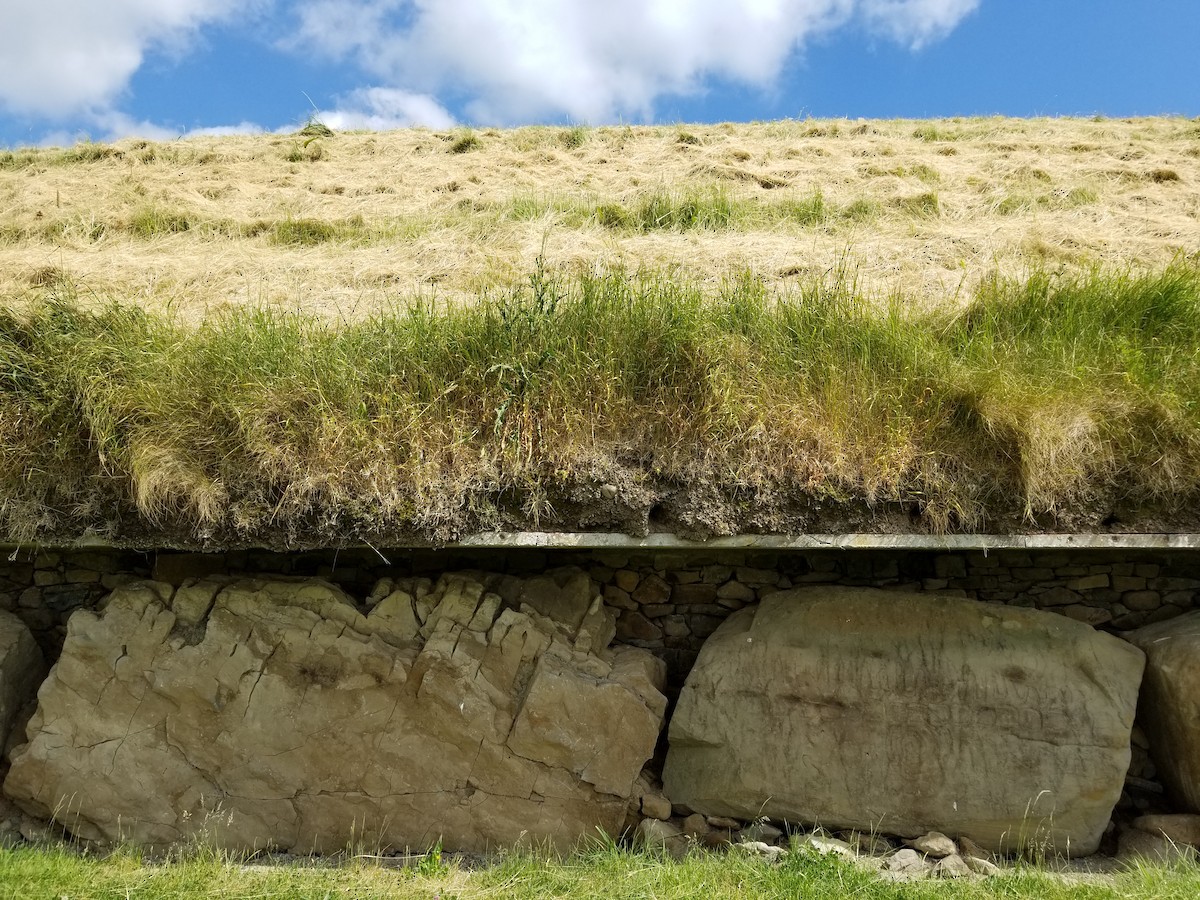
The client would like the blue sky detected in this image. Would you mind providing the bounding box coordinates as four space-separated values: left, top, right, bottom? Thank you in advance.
1 0 1197 148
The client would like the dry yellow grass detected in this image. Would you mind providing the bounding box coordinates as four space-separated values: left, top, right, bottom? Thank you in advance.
1 117 1197 319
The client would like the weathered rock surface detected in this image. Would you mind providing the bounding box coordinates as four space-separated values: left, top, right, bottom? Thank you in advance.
634 818 688 858
1117 827 1198 865
1132 814 1200 847
795 832 855 858
932 854 973 879
907 831 957 858
3 570 666 853
884 848 931 878
0 612 45 754
1127 612 1200 812
663 587 1145 856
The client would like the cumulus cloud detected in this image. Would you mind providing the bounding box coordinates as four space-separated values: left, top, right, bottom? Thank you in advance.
289 0 980 124
0 0 263 118
184 122 268 138
30 112 266 147
316 87 456 130
90 111 182 142
861 0 980 48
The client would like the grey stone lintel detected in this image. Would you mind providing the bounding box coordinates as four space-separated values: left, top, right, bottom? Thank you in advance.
8 531 1200 553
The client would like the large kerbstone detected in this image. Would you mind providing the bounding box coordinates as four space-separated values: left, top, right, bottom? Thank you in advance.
1128 611 1200 812
3 571 666 853
0 611 45 754
663 587 1144 856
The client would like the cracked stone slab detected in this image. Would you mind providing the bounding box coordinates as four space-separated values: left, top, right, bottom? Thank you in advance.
2 572 666 854
0 611 45 756
1127 612 1200 813
663 587 1145 857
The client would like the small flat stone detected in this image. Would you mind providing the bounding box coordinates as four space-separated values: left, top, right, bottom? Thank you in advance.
852 856 885 875
700 830 732 848
1060 605 1114 627
716 581 756 601
957 835 991 861
839 830 895 855
635 818 688 859
640 793 672 821
963 855 1001 876
616 610 661 642
1035 586 1082 607
885 848 931 876
735 841 786 862
614 570 641 593
632 575 671 605
906 831 958 858
706 816 742 830
681 813 709 837
933 854 973 879
1124 591 1162 611
794 834 855 858
672 584 718 605
738 822 783 843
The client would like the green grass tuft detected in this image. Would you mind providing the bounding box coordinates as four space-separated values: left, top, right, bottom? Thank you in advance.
560 126 588 149
449 130 482 154
2 261 1199 543
128 206 193 237
913 124 960 142
245 216 370 246
892 191 941 218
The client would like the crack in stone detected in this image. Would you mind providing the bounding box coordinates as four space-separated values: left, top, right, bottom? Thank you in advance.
242 641 282 719
104 692 148 777
15 571 657 854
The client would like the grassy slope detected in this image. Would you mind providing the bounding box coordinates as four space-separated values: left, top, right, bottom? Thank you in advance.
1 117 1197 318
1 118 1198 545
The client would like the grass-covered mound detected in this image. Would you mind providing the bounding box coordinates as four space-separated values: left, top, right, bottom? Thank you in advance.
1 117 1196 320
2 261 1198 547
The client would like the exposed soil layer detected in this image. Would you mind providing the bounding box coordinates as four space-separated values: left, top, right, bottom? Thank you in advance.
16 472 1200 552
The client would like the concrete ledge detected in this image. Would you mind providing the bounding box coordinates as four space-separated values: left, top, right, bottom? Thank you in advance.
10 532 1200 553
456 532 1200 551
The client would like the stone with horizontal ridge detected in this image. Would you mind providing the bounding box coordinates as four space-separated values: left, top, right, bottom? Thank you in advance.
663 587 1144 857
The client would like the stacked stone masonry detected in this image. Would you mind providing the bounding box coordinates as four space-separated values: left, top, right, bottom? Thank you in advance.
3 546 1198 685
2 542 1200 855
0 543 1189 811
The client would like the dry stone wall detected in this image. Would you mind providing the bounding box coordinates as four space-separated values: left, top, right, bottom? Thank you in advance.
5 547 1199 677
3 542 1200 858
2 542 1198 836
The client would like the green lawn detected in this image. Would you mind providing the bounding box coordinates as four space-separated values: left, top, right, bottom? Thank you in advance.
3 844 1200 900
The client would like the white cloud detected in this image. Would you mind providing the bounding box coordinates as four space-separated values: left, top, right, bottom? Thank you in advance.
184 122 268 138
31 112 266 147
861 0 980 48
91 111 182 142
315 87 456 131
289 0 980 124
0 0 262 118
